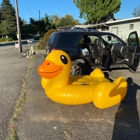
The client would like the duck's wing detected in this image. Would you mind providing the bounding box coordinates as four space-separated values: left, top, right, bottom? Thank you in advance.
93 77 127 109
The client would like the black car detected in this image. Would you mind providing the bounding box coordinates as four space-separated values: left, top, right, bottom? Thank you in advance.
46 28 140 75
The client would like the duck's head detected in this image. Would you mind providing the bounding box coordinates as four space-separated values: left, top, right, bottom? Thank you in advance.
38 50 72 79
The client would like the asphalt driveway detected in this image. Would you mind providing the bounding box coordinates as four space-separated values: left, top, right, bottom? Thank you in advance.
17 55 140 140
0 45 140 140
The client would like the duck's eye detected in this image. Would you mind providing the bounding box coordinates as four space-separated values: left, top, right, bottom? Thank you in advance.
60 55 68 64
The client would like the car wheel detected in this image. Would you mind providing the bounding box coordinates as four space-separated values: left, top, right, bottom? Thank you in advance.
71 62 86 75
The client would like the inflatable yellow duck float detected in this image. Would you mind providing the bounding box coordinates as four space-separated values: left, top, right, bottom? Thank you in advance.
38 50 127 109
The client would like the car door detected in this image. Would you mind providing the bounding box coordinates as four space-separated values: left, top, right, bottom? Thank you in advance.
127 31 140 70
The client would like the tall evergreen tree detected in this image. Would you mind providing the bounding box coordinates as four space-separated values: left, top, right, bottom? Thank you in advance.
0 0 17 38
73 0 121 23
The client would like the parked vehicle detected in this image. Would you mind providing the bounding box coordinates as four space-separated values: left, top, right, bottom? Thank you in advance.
45 28 140 75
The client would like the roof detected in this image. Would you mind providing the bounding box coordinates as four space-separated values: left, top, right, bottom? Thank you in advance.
73 24 108 28
76 17 140 28
58 29 115 35
106 16 140 24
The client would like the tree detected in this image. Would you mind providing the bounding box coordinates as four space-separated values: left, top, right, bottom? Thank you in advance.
49 15 59 25
0 0 17 38
73 0 121 23
21 15 53 38
41 14 53 34
56 14 80 28
132 5 140 17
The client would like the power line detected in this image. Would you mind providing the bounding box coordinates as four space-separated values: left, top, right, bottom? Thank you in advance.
38 0 80 19
24 0 36 18
20 0 35 19
18 2 27 20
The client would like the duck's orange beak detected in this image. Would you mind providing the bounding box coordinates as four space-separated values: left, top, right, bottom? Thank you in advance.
38 60 63 78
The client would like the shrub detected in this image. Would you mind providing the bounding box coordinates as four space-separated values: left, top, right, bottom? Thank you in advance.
38 40 45 50
38 29 57 49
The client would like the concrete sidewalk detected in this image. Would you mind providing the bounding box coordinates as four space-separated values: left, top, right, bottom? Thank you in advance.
15 54 140 140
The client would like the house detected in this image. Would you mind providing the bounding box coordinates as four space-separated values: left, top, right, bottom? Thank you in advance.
106 17 140 41
74 16 140 42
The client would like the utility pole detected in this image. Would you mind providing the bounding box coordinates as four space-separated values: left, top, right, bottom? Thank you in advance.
15 0 22 53
39 10 40 20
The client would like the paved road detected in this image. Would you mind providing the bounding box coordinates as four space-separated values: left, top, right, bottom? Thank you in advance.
0 45 140 140
0 40 39 47
0 41 27 47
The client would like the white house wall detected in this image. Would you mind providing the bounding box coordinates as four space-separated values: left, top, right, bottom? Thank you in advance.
107 20 140 42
